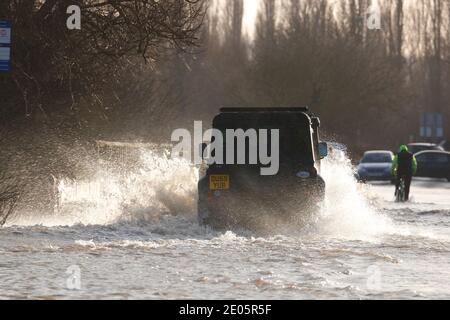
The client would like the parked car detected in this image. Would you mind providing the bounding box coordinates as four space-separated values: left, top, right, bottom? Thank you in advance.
439 140 450 151
415 150 450 181
407 143 444 155
356 151 394 182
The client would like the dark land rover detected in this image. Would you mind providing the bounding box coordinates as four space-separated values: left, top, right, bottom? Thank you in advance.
198 107 328 231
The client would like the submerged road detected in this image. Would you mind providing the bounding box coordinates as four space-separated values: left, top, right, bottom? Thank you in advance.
0 157 449 299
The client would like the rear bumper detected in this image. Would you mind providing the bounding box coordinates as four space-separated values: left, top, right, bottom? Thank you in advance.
198 175 325 230
357 172 393 181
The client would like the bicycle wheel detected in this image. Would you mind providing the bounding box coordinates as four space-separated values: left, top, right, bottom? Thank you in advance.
399 179 406 202
395 178 406 202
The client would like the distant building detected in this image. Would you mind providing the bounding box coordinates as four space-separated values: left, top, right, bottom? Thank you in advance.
420 112 445 143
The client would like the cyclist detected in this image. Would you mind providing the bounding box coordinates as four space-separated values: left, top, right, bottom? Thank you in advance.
391 144 417 201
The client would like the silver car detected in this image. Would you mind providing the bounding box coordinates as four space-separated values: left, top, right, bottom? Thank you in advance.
357 151 394 182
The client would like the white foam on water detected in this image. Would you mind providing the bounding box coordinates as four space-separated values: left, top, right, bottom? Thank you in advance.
314 146 396 241
6 142 445 245
5 147 199 227
2 143 450 299
314 146 450 243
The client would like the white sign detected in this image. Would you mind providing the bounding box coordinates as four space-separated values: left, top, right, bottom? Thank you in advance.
0 27 11 44
0 47 10 60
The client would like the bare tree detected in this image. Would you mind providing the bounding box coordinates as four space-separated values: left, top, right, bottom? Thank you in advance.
2 0 207 119
0 172 20 227
429 0 444 114
0 129 20 226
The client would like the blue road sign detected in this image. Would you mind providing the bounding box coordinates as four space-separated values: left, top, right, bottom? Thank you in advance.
0 20 11 73
420 112 444 139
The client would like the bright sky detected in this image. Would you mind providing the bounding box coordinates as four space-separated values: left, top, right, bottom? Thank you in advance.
212 0 261 37
242 0 260 36
216 0 422 42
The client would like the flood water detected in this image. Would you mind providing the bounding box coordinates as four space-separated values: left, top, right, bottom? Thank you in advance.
1 148 449 299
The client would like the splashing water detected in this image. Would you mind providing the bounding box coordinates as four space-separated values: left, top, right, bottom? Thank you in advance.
3 143 450 299
316 146 395 240
8 147 199 227
8 142 395 240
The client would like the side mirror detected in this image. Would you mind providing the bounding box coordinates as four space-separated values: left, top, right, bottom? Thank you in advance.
318 142 328 159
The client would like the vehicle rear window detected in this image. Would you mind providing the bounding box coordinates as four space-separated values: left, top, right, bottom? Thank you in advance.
408 145 440 154
361 153 392 163
213 112 314 166
410 146 426 154
417 154 449 163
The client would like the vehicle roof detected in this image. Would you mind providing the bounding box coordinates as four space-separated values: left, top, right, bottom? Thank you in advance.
415 150 450 156
213 110 311 128
220 107 309 113
363 150 393 154
408 143 438 146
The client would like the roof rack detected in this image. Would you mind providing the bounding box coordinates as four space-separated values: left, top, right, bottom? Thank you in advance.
220 107 309 113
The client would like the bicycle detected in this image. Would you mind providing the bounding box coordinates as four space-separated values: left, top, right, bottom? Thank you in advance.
395 177 407 202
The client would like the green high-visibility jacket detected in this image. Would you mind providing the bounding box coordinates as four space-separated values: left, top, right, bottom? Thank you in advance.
391 154 417 176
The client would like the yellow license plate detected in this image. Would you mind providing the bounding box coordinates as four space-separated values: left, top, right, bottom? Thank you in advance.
209 175 230 190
